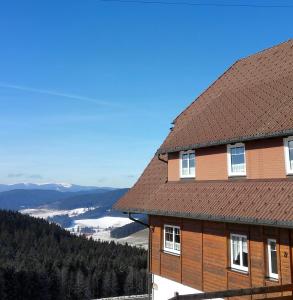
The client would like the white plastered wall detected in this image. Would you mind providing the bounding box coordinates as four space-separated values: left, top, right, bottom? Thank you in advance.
152 274 201 300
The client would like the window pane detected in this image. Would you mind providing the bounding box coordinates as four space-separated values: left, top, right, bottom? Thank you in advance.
289 141 293 169
232 236 241 266
189 153 195 161
174 228 180 243
242 237 248 267
235 147 244 155
181 152 195 176
165 227 173 239
165 226 181 252
165 227 173 249
182 168 188 175
189 153 195 175
182 155 188 168
189 154 195 168
270 241 278 274
174 228 180 251
231 146 245 173
182 154 189 175
231 154 245 165
165 233 173 241
165 241 173 249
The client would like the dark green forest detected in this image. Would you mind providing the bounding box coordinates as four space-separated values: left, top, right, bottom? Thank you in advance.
0 210 147 300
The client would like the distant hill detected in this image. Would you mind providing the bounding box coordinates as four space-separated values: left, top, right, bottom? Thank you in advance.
46 189 129 226
0 210 147 300
0 187 126 211
110 215 148 239
0 187 129 229
0 189 74 210
0 183 114 193
50 188 129 210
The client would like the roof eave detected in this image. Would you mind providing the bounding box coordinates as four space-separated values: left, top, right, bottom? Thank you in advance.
114 207 293 229
157 128 293 154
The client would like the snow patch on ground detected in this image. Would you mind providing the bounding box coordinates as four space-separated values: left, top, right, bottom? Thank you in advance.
21 209 148 249
73 216 133 229
92 228 149 249
20 207 95 219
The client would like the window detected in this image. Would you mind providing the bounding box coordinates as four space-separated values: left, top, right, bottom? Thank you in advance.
180 150 195 178
284 137 293 175
164 225 181 255
227 143 246 176
267 239 278 279
230 234 248 272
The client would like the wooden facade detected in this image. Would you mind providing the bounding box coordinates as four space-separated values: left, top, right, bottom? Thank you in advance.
150 215 293 299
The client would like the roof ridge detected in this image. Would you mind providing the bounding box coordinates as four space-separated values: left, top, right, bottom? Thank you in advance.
172 60 239 125
172 39 293 126
238 39 293 62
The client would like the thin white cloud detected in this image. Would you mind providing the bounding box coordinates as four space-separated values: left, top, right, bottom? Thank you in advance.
7 173 43 179
0 82 115 107
7 173 25 178
29 174 43 180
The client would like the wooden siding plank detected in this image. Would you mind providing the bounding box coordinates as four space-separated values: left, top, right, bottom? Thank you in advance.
203 221 227 292
250 226 265 299
280 229 292 296
161 252 181 282
151 216 161 275
182 219 203 290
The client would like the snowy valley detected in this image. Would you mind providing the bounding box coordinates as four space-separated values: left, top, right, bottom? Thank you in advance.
0 183 148 248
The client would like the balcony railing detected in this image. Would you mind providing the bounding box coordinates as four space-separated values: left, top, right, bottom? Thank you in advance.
169 283 293 300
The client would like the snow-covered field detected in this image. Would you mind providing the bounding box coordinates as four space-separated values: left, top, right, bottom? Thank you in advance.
66 217 148 249
20 207 95 219
73 216 133 229
92 228 148 249
21 209 148 249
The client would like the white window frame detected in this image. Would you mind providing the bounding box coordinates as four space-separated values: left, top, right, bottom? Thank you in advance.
180 150 195 178
227 143 246 177
284 136 293 175
230 233 249 272
163 224 181 255
267 239 278 280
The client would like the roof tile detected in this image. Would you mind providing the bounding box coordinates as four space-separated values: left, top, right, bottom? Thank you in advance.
159 40 293 153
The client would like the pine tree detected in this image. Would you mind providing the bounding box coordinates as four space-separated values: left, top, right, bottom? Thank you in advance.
124 266 137 296
0 210 147 299
0 270 6 300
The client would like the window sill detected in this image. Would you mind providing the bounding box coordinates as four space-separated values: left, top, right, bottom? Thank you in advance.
180 177 195 182
227 267 249 276
228 174 247 178
265 276 279 282
162 250 181 257
180 176 195 179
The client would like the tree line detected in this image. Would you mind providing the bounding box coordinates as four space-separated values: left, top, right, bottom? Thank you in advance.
0 210 147 300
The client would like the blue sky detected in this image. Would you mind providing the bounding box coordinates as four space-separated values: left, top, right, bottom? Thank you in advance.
0 0 292 187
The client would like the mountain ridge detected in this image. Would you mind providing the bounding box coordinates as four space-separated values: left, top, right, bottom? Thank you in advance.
0 183 116 193
0 188 128 211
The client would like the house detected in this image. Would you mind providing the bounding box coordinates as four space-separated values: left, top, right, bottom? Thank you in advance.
114 40 293 300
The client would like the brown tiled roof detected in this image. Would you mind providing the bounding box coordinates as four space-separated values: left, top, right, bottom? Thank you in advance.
158 39 293 154
114 156 293 228
114 40 293 228
115 155 168 211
